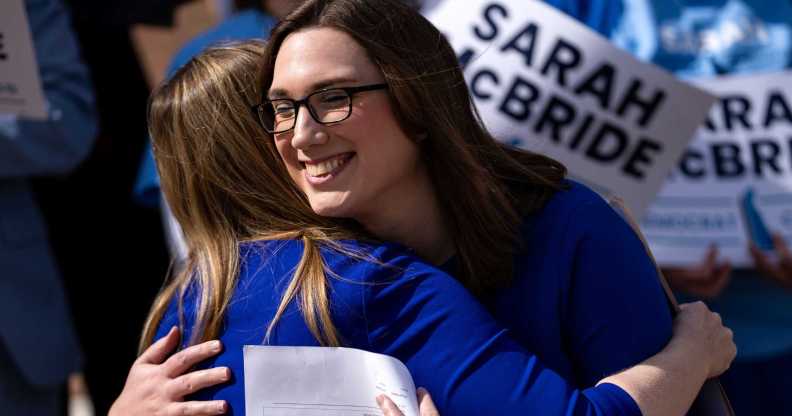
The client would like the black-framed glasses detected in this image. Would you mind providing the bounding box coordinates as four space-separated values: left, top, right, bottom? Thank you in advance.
251 83 388 134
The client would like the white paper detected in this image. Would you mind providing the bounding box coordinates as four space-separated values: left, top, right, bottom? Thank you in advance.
0 0 48 119
642 71 792 266
423 0 715 216
244 346 419 416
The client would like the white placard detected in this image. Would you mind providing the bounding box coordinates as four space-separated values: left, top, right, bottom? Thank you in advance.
423 0 716 216
643 71 792 267
244 346 419 416
0 0 47 119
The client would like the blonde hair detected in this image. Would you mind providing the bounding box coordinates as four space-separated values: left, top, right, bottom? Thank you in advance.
141 41 367 350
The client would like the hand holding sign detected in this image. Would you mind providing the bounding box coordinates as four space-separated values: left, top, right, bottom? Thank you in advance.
663 246 733 299
749 233 792 290
643 71 792 267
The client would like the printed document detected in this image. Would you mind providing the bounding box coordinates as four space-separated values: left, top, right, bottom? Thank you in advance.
244 346 419 416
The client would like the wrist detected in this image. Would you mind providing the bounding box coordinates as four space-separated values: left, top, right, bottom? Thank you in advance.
665 335 710 382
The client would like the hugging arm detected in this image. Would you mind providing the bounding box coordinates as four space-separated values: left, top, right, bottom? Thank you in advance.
564 197 674 385
114 242 733 416
363 246 734 416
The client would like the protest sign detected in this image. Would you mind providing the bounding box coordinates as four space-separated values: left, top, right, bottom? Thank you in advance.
0 0 47 119
423 0 715 216
642 71 792 267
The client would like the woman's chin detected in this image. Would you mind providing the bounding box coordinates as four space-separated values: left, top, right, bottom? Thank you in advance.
309 201 352 219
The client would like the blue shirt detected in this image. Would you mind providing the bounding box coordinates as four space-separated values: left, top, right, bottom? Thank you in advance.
597 0 792 359
155 181 671 415
134 9 276 207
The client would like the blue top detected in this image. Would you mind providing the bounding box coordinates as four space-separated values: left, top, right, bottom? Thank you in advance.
134 9 276 207
593 0 792 359
155 181 672 415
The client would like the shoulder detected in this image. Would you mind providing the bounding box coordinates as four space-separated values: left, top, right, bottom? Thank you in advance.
521 179 648 276
322 240 443 285
239 239 444 288
530 179 618 232
239 239 305 277
168 10 276 75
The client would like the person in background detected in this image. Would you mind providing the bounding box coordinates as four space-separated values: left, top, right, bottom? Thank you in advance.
0 0 97 414
541 0 792 413
135 0 302 260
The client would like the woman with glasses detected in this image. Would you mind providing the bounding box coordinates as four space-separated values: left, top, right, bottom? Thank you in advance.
113 1 735 415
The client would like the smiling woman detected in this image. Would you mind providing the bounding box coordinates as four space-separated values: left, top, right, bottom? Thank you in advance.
111 1 736 415
267 27 439 243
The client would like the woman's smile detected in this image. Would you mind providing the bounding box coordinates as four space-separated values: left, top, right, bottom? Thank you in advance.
271 27 426 220
302 152 356 185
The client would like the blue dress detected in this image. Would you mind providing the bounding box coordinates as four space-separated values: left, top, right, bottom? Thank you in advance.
155 181 672 415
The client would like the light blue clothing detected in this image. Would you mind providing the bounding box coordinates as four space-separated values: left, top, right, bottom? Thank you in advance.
135 9 276 207
0 0 95 412
611 0 792 78
602 0 792 360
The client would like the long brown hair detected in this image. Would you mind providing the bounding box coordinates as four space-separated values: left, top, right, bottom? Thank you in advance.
141 41 367 350
259 0 566 296
142 0 566 351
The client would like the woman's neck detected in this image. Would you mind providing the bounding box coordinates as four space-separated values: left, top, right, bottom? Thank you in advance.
356 168 454 265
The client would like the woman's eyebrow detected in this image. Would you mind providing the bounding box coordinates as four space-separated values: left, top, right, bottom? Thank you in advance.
268 76 359 99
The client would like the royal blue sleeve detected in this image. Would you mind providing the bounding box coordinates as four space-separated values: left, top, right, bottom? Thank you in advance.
561 193 673 386
361 245 642 416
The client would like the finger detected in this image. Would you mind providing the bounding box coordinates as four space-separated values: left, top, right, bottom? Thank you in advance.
771 234 792 285
167 400 227 416
163 340 223 377
667 247 719 284
417 388 440 416
138 326 181 365
711 311 722 326
703 245 718 271
168 367 231 399
772 233 792 260
698 263 732 298
678 300 706 313
376 394 404 416
749 243 780 280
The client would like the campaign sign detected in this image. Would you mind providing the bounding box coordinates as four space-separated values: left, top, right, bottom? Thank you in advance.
643 71 792 267
0 0 47 119
423 0 715 216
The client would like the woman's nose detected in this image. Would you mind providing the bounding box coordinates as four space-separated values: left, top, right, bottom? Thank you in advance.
290 104 329 149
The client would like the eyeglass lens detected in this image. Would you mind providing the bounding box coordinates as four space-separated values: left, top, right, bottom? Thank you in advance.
261 89 352 133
